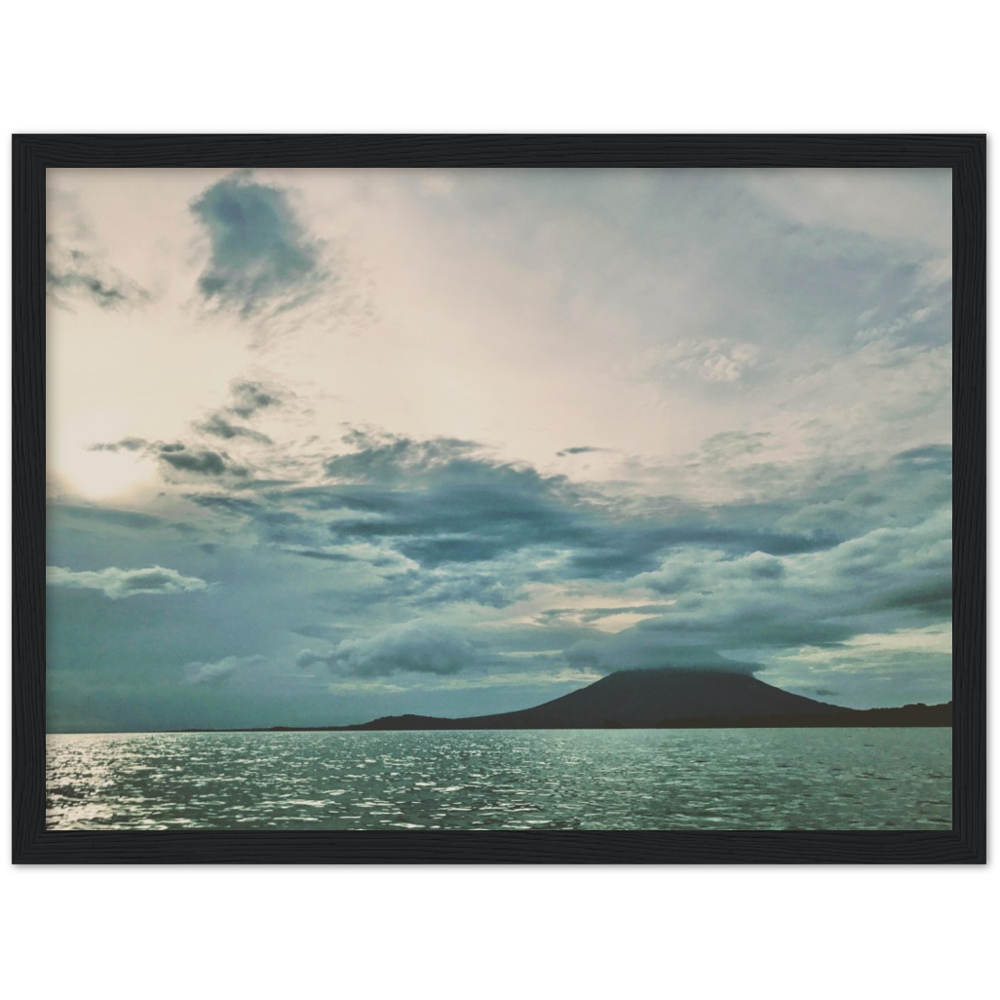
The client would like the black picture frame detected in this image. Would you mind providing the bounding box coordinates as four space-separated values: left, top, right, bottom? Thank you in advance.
12 134 986 864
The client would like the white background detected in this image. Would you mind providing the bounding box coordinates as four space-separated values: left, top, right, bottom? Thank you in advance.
0 0 997 122
2 880 996 1000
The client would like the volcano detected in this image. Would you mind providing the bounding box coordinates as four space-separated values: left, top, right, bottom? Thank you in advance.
342 668 847 730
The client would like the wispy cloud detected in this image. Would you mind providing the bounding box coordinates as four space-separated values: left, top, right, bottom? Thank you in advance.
46 565 210 599
46 236 149 311
226 379 287 418
196 413 273 444
652 338 761 384
193 378 288 444
556 446 608 457
185 654 263 686
88 438 248 479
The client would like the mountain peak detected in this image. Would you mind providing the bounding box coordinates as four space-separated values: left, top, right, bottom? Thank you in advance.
347 668 843 730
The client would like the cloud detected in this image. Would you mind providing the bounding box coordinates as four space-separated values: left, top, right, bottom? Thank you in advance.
200 428 879 588
556 446 607 457
340 566 522 610
894 444 951 469
324 429 482 483
694 431 773 465
286 549 357 562
185 654 263 686
178 428 949 691
52 504 163 530
743 168 952 251
411 571 522 609
226 379 286 419
191 173 325 318
297 621 477 677
185 494 262 516
568 499 951 669
159 447 238 477
46 565 210 600
191 378 288 444
46 235 149 310
89 438 247 479
652 338 761 384
317 448 594 569
762 625 952 709
196 413 272 444
567 640 759 674
87 437 148 453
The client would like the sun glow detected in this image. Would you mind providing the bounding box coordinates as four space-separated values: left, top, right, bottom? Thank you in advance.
50 407 154 499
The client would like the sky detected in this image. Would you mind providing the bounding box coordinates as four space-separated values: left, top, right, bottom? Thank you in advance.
44 166 953 732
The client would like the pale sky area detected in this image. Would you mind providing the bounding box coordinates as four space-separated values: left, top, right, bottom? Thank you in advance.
45 167 952 731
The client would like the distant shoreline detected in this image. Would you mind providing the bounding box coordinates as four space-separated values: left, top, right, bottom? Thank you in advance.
123 702 938 735
46 700 953 736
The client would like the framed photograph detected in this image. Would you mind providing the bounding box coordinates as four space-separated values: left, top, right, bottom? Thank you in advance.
13 134 985 863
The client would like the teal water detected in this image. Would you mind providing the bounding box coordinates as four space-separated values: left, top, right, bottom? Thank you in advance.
46 728 951 831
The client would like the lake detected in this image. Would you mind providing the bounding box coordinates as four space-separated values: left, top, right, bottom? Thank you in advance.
46 727 951 831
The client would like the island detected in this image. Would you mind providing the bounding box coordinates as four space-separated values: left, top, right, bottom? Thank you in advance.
178 668 952 733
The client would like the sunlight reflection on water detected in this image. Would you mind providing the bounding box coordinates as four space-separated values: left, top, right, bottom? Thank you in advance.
46 728 951 831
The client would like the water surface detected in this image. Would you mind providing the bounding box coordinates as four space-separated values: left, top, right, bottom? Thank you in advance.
47 728 951 831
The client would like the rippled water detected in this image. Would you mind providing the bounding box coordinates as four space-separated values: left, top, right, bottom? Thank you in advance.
47 728 951 831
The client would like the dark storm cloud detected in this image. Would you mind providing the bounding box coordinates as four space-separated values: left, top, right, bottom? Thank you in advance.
46 236 149 311
297 621 477 678
169 429 950 675
316 432 856 579
190 173 325 318
198 428 944 597
322 470 588 568
317 431 833 576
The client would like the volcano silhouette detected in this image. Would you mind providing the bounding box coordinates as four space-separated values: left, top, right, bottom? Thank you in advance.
342 668 845 730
